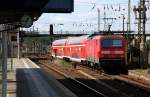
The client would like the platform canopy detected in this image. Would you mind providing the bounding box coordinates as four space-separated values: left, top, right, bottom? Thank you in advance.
0 0 73 13
0 0 74 27
43 0 74 13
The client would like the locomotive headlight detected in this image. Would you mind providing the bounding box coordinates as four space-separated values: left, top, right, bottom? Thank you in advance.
114 51 124 54
101 51 110 54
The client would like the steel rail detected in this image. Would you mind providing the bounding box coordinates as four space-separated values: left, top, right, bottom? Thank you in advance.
43 63 108 97
78 64 150 96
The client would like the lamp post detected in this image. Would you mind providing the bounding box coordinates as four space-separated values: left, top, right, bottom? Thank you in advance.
122 14 125 33
59 24 64 35
127 0 131 33
97 8 100 32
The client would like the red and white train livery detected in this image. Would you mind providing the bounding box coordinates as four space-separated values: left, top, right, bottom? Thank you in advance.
52 34 127 73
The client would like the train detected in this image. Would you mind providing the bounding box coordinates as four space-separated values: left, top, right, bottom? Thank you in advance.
51 33 128 74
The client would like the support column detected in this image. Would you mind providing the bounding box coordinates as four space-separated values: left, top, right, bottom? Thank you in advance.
2 25 8 97
17 32 20 59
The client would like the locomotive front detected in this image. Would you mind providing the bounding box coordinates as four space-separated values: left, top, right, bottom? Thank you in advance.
100 35 127 73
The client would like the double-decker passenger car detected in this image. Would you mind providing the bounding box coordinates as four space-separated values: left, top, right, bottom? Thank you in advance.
52 34 127 74
52 39 67 58
67 35 89 62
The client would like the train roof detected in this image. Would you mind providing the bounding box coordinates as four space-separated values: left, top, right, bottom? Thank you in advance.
53 38 67 45
52 34 125 46
101 35 125 38
68 35 89 45
87 33 124 39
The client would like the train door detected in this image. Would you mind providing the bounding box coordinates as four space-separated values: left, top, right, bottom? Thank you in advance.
85 39 90 62
89 39 93 62
64 47 67 57
92 36 100 64
91 36 97 63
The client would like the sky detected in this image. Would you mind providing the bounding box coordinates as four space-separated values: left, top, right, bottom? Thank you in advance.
29 0 150 34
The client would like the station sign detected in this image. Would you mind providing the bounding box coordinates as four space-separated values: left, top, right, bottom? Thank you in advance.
43 0 74 13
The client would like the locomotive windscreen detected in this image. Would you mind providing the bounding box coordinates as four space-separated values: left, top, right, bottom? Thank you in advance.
102 39 123 47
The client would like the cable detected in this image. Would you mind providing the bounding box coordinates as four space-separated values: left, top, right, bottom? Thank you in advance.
75 1 128 5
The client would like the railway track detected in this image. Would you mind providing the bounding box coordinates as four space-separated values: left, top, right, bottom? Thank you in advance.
48 66 108 97
119 74 150 87
33 59 150 97
78 65 150 97
38 62 107 97
79 64 150 88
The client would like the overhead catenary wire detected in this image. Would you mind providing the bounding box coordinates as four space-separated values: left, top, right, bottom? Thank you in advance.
32 0 150 33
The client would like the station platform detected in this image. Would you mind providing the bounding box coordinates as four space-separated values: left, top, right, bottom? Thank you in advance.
4 58 77 97
129 69 150 82
1 58 150 97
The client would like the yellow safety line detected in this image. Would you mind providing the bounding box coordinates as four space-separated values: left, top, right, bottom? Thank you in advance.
7 93 9 97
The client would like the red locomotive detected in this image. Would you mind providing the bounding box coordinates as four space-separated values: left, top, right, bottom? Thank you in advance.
52 34 128 74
